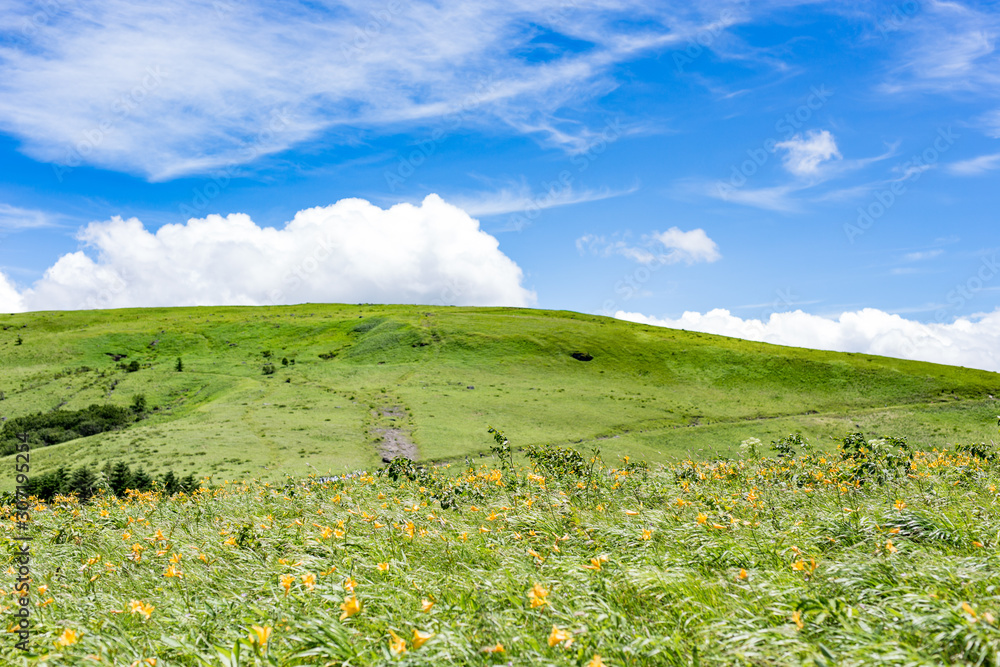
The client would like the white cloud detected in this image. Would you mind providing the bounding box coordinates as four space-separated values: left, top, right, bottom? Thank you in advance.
775 130 842 178
0 272 24 312
9 195 534 311
0 203 59 231
450 181 637 220
879 1 1000 96
652 227 721 264
0 0 747 180
577 227 720 265
903 249 943 261
948 152 1000 175
616 307 1000 373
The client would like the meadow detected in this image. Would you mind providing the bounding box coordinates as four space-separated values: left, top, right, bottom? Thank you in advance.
1 304 998 488
1 429 998 665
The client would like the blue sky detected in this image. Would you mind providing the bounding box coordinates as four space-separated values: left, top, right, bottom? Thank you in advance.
2 0 1000 369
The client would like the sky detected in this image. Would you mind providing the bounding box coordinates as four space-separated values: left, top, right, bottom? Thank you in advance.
1 0 1000 370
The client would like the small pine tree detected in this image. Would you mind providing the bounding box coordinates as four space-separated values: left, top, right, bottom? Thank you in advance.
15 334 23 345
109 461 132 496
130 467 153 492
131 394 147 414
180 473 198 494
281 357 289 366
68 465 98 500
175 357 183 372
161 470 180 495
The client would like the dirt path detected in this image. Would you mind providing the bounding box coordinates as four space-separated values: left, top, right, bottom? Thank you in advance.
365 397 418 462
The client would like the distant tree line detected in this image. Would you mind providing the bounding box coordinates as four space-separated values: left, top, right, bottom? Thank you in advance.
24 461 199 501
0 397 147 456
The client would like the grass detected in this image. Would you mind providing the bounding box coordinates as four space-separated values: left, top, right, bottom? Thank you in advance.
1 304 999 489
2 433 998 665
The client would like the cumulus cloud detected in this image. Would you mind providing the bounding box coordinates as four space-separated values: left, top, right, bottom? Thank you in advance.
577 227 721 265
775 130 842 178
0 272 24 312
10 195 534 311
616 307 1000 373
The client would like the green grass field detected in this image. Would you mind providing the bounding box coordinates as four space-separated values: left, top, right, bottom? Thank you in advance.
2 437 998 665
1 304 998 490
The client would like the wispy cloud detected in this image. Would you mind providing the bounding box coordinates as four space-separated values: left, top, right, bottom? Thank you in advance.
0 1 772 181
903 249 943 262
0 203 61 231
577 227 720 265
450 181 638 218
948 152 1000 175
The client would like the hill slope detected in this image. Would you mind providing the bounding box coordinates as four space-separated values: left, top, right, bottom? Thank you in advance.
1 304 997 487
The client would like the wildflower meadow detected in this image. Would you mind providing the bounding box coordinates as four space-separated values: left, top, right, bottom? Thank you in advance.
2 429 999 666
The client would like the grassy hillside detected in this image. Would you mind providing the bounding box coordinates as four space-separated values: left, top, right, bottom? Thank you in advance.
0 304 998 488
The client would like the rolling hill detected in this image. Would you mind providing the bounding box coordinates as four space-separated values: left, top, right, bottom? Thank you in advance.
1 303 997 489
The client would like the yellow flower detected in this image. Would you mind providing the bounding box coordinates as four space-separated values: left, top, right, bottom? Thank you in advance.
973 540 984 548
624 509 639 516
411 628 434 649
388 628 407 655
340 594 361 620
528 583 549 608
168 553 182 564
301 572 316 591
162 564 183 578
885 540 897 554
377 562 390 573
962 602 978 619
587 655 606 667
343 577 357 591
791 610 804 630
223 536 236 546
421 598 435 612
547 625 573 648
55 627 80 647
280 574 295 595
481 642 505 654
696 513 707 524
889 527 900 535
128 600 154 620
894 499 906 512
737 568 748 580
791 558 817 573
153 529 166 541
248 624 272 647
319 526 333 539
641 529 653 541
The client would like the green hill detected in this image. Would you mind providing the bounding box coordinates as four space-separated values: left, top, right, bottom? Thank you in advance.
1 304 997 488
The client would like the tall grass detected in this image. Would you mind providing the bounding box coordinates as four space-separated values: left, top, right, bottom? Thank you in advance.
2 436 999 665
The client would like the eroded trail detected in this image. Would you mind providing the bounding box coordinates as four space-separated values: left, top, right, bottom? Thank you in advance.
365 396 417 462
